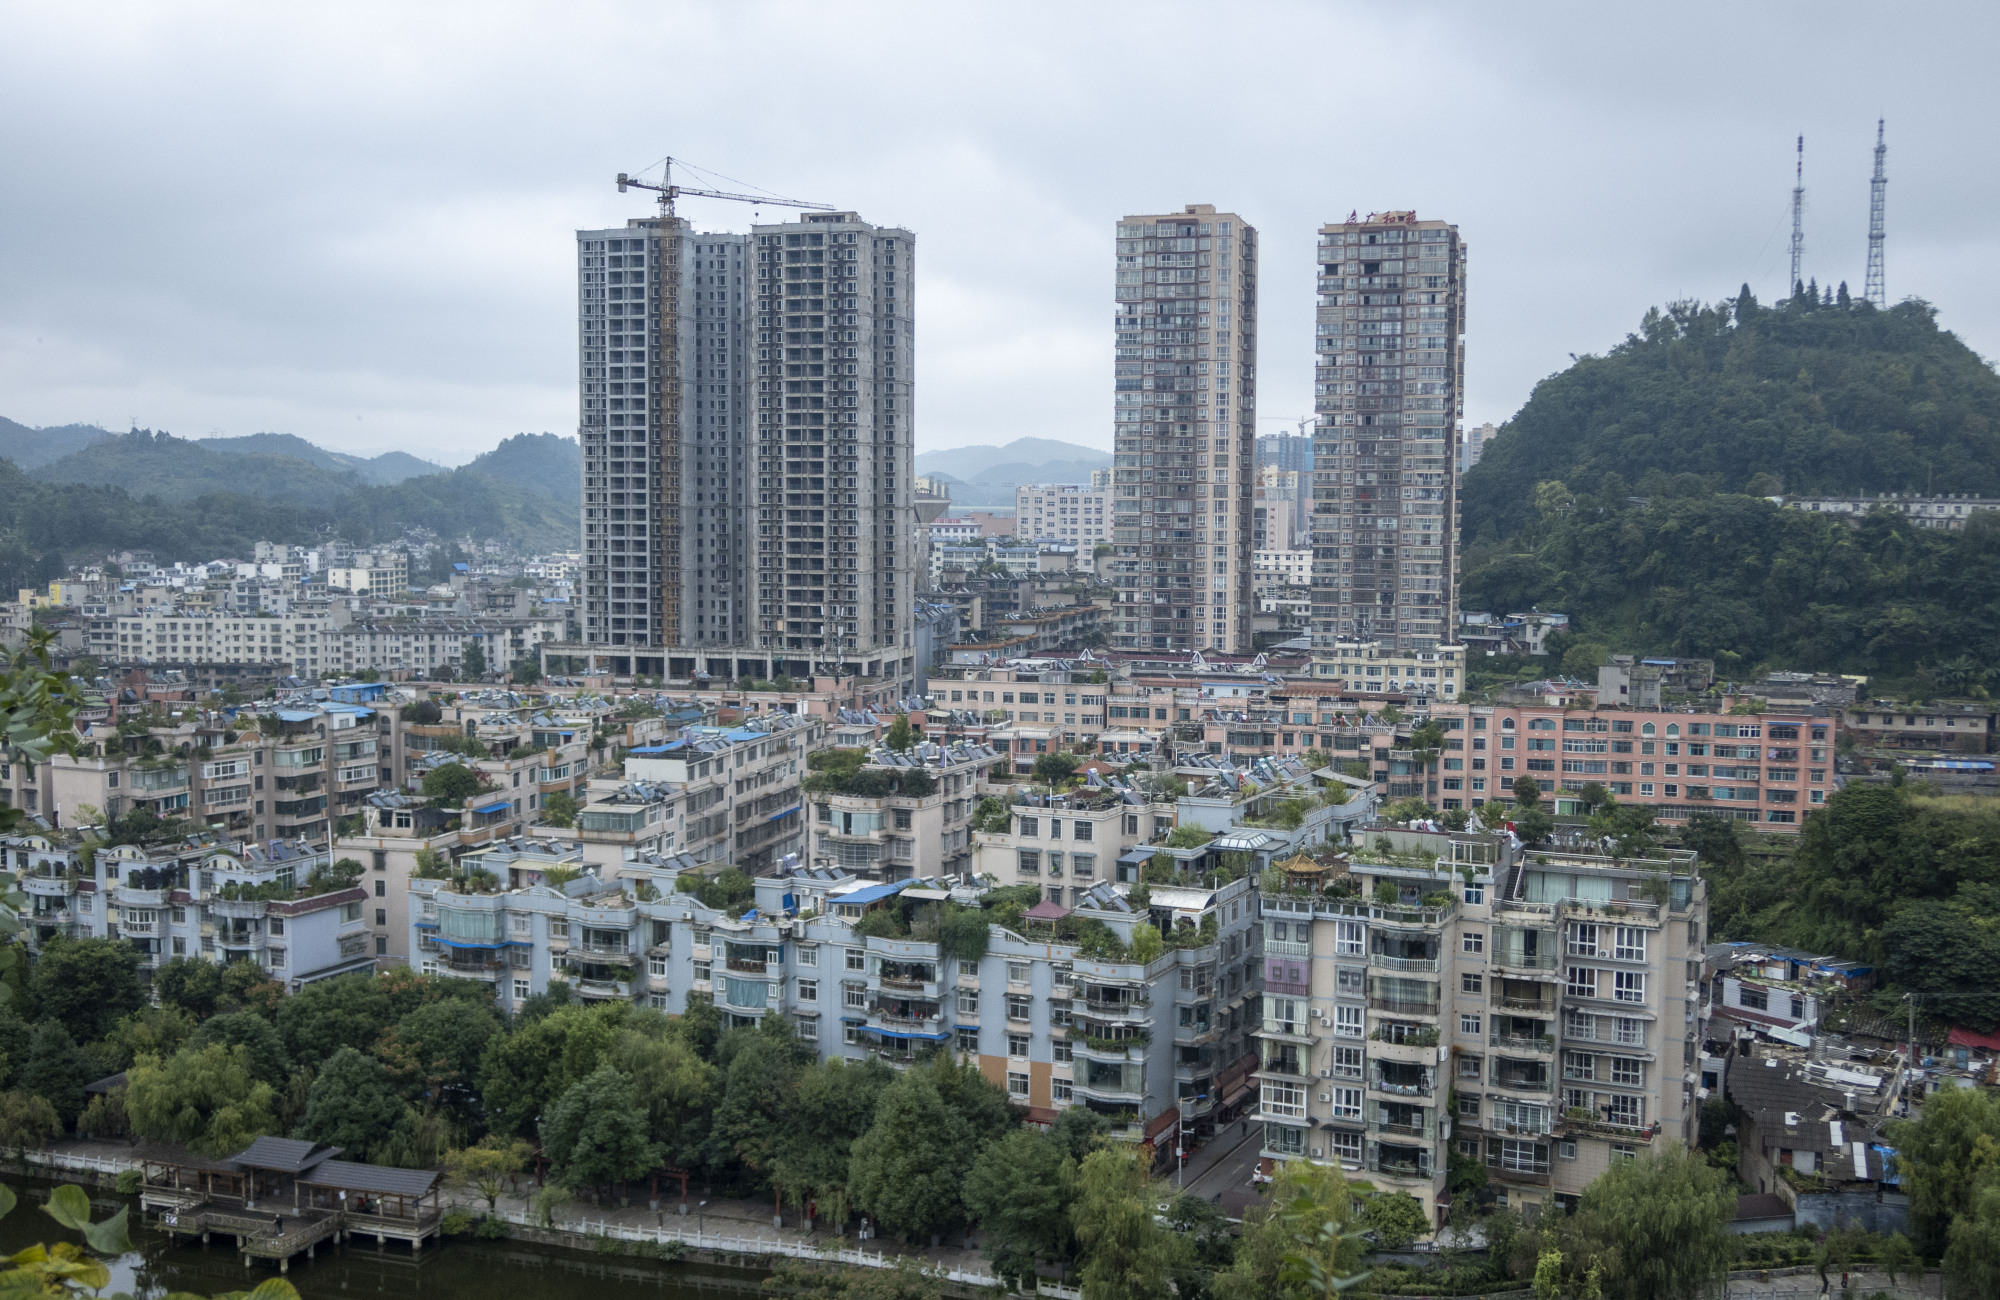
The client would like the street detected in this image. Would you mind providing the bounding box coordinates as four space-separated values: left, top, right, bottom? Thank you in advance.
1171 1125 1268 1220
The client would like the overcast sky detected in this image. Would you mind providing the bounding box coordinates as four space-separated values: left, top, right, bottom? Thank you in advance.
3 2 1996 466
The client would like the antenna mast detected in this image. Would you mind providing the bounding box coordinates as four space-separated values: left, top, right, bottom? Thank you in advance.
1788 135 1805 295
1865 119 1888 307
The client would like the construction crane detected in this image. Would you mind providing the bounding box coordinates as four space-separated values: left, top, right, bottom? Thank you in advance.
615 158 834 217
1865 119 1888 307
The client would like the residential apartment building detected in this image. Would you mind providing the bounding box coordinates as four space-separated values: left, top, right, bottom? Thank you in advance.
1310 211 1466 651
1783 492 2000 530
1253 549 1312 596
47 700 395 843
1109 205 1259 655
613 713 823 872
809 739 1001 879
1460 422 1497 474
1256 431 1313 474
1016 484 1113 552
973 783 1174 903
326 550 411 596
1254 468 1309 552
99 608 346 677
570 202 919 696
12 833 376 989
334 617 566 678
409 858 1262 1149
1256 834 1707 1227
1433 703 1832 828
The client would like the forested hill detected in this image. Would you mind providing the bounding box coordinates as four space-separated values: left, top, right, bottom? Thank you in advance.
1464 292 2000 542
1460 292 2000 685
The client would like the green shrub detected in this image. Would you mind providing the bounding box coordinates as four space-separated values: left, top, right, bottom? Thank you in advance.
113 1169 141 1195
442 1209 475 1236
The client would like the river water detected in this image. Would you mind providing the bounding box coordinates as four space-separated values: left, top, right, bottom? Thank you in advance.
0 1180 763 1300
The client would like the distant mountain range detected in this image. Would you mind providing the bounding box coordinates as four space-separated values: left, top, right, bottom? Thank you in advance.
0 417 582 561
916 437 1110 506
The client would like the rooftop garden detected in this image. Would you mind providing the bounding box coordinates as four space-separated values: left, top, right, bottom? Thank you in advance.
803 748 936 798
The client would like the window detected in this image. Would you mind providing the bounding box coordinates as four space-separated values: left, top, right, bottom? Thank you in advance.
1330 1130 1363 1163
1461 972 1484 995
1559 1139 1578 1160
1458 1094 1481 1118
846 948 865 971
374 879 385 897
1614 926 1647 961
509 913 531 936
513 979 530 1000
648 955 668 977
1613 970 1646 1003
797 945 817 967
550 919 569 940
795 1015 818 1041
1563 1051 1596 1081
1008 1071 1030 1098
1265 1123 1305 1155
694 960 712 983
1016 850 1040 875
1007 960 1030 984
1464 883 1485 904
1462 929 1485 954
1611 1057 1643 1087
1460 1013 1482 1036
268 948 286 970
797 979 818 1002
957 1027 979 1054
1337 965 1365 995
1262 1081 1307 1119
374 908 386 926
1052 1078 1073 1103
843 984 866 1009
1335 1005 1364 1038
1006 993 1031 1021
1008 1034 1029 1058
1606 1094 1645 1127
1458 1055 1483 1080
893 809 912 830
1053 1039 1072 1063
958 989 979 1016
1566 967 1598 998
340 902 361 923
1332 1046 1364 1079
1018 816 1038 837
1335 921 1363 956
1330 1087 1362 1120
1568 923 1599 957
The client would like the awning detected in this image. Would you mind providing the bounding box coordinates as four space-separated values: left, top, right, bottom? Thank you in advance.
438 938 504 949
473 801 511 815
1222 1078 1257 1107
861 1026 951 1042
767 806 800 822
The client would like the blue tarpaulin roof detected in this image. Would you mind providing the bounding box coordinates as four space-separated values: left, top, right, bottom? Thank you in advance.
861 1026 951 1042
473 801 511 815
834 880 912 908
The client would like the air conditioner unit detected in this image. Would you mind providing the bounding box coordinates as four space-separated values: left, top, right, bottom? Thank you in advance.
1319 1092 1333 1104
1309 1147 1324 1159
1319 1068 1334 1079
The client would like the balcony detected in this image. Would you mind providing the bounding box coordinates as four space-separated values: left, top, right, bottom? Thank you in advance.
575 978 637 1000
1367 995 1440 1017
115 886 168 908
23 873 78 898
1368 1068 1435 1098
578 945 638 964
1367 1146 1433 1180
1489 1031 1556 1055
1370 1116 1433 1141
442 955 506 981
1489 1062 1553 1095
1492 986 1557 1015
1368 952 1440 974
213 897 269 920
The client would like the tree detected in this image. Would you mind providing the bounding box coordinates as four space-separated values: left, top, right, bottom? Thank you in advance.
1576 1144 1732 1300
1889 1084 2000 1257
770 1056 893 1230
1071 1147 1177 1300
540 1065 661 1197
153 956 277 1021
271 973 397 1071
29 936 143 1043
103 1004 195 1068
762 1257 946 1300
421 761 486 806
187 1010 290 1085
1359 1190 1429 1250
126 1043 279 1156
442 1135 534 1210
20 1021 95 1128
541 790 579 828
1515 806 1556 846
376 997 501 1112
477 1001 628 1137
1561 643 1610 678
1882 901 2000 1031
510 655 543 686
964 1128 1077 1285
709 1021 812 1182
0 1089 60 1158
1947 1180 2000 1300
848 1066 977 1243
1512 775 1541 807
460 642 487 679
293 1047 406 1161
884 714 916 752
1034 751 1082 787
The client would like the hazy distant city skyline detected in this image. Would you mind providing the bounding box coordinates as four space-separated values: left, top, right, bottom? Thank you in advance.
2 3 1993 462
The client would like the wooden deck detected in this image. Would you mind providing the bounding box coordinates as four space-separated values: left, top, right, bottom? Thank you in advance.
152 1202 437 1272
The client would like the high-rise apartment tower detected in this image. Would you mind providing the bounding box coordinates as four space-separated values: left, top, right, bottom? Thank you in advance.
573 209 918 691
1309 212 1465 653
1109 205 1258 654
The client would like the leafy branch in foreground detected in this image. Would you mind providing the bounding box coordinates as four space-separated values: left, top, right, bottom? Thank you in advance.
0 1181 300 1300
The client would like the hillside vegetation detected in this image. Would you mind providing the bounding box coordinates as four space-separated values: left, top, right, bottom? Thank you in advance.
0 422 580 593
1462 292 2000 684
